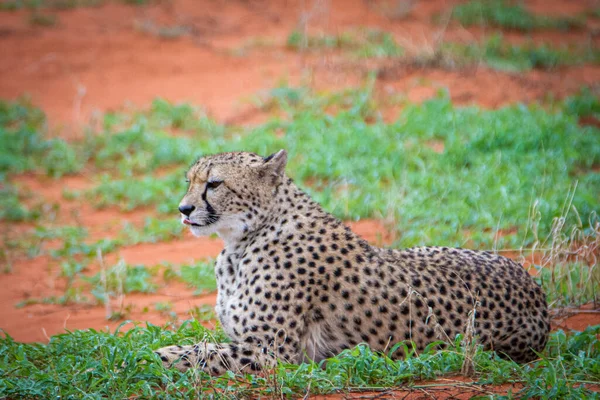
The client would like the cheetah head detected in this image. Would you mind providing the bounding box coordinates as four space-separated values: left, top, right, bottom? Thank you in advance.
179 150 288 242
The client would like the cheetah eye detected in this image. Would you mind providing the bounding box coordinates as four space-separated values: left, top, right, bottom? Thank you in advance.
207 180 223 190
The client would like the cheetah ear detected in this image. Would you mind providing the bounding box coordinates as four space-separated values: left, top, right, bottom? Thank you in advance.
263 149 287 178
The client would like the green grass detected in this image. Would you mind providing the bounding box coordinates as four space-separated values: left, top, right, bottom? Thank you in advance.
28 11 57 26
539 263 599 308
444 35 599 71
85 260 159 304
163 260 216 295
120 217 184 245
284 27 599 71
1 217 183 269
57 88 597 249
451 0 585 31
0 98 81 178
287 28 403 58
0 0 152 9
1 87 600 397
3 88 599 249
1 225 81 265
121 0 149 5
14 257 217 308
241 87 599 248
0 323 598 398
0 0 102 10
0 97 219 183
0 98 60 221
564 87 600 120
133 19 193 40
0 184 42 222
188 304 217 321
15 287 87 307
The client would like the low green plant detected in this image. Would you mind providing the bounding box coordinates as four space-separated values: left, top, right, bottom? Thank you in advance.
121 0 148 5
154 302 177 321
59 259 87 285
133 19 192 40
188 304 216 321
529 207 600 307
28 12 57 26
357 29 403 58
445 35 598 71
451 0 584 31
286 28 403 58
0 324 598 398
120 217 184 245
517 327 600 398
0 184 41 222
539 262 599 307
84 171 184 213
563 87 600 119
154 301 172 312
229 36 276 57
163 260 216 295
70 86 600 249
287 30 353 50
15 287 87 307
81 99 222 178
0 0 102 10
86 261 158 304
0 97 220 188
4 86 600 251
50 236 120 259
0 98 83 177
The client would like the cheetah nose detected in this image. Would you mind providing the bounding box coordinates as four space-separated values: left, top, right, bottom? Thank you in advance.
179 204 195 217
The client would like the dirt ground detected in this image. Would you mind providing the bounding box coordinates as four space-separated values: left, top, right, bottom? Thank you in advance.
1 0 599 396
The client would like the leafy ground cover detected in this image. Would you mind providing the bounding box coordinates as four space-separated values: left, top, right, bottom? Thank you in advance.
443 35 599 71
1 83 599 398
285 29 599 71
286 28 403 58
0 0 145 11
450 0 585 31
3 87 599 249
1 322 599 398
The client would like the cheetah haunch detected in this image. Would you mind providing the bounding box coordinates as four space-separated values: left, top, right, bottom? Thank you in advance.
156 150 549 374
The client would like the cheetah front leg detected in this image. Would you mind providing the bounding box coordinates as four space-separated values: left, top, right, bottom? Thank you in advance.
156 334 301 375
155 342 268 374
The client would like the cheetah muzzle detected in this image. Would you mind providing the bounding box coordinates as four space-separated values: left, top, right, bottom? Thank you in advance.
155 150 550 375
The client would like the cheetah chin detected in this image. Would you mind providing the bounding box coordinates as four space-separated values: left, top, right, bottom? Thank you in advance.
155 150 550 375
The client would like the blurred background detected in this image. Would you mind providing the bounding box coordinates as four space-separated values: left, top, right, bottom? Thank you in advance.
0 0 599 345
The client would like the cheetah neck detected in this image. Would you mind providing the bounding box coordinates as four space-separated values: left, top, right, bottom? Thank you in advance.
216 222 249 249
218 178 364 256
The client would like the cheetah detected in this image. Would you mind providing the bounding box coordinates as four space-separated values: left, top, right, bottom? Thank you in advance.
156 150 550 374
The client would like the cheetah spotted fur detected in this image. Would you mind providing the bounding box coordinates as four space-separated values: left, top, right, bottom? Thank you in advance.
155 150 550 374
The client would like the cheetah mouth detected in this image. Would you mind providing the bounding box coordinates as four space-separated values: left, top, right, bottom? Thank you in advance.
183 217 218 227
183 219 202 227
